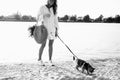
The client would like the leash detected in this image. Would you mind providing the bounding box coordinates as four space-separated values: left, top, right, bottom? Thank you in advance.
57 35 79 59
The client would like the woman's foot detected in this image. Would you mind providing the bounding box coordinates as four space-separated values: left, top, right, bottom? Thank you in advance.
38 60 45 66
48 60 55 66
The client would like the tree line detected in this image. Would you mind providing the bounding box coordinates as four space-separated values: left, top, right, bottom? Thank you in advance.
0 13 120 23
0 12 36 22
59 14 120 23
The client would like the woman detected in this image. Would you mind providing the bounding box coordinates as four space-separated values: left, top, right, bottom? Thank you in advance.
36 0 59 66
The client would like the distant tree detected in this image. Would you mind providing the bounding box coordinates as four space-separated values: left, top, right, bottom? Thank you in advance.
21 15 36 21
94 15 103 22
22 15 30 21
77 17 83 22
0 16 4 19
31 17 36 21
69 15 77 22
83 15 91 22
105 17 114 23
60 15 69 22
114 15 120 23
14 12 21 20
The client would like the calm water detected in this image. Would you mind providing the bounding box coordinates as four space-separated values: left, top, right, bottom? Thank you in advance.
0 22 120 63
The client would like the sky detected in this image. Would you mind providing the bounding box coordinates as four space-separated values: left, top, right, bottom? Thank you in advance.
0 0 120 19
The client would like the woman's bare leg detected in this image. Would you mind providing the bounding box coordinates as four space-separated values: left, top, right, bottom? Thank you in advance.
38 40 47 61
48 40 54 61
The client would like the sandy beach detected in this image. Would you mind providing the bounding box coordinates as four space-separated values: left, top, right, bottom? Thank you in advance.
0 57 120 80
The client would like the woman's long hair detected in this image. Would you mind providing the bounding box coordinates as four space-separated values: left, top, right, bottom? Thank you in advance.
47 0 57 15
52 0 57 15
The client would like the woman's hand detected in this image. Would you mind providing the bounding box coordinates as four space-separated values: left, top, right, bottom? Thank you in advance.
55 28 58 37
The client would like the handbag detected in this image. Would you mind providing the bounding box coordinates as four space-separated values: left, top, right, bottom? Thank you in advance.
33 25 48 44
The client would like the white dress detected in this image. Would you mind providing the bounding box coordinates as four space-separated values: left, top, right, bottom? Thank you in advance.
37 5 59 40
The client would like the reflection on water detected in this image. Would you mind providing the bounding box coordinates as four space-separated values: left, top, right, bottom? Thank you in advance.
0 22 120 63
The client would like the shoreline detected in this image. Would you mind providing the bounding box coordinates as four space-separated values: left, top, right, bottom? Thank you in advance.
0 56 120 64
